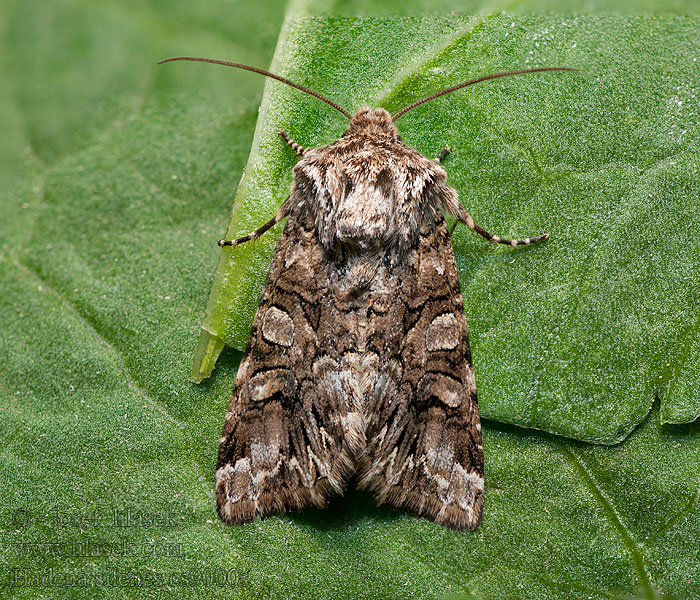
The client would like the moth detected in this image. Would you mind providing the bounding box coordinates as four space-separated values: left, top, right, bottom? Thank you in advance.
160 57 574 530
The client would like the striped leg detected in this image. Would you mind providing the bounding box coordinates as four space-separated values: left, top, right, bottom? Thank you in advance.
218 200 290 248
437 146 457 235
279 130 309 156
436 145 451 163
452 204 549 247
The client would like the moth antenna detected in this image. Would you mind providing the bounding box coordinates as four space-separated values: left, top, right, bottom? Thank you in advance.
158 56 352 119
392 67 578 121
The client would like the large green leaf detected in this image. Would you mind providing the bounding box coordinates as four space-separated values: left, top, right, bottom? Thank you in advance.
195 16 700 444
292 0 700 14
2 3 700 599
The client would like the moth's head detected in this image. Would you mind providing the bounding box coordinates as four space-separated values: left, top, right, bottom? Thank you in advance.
344 108 400 139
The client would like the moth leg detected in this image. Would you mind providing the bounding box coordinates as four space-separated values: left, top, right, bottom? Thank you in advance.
449 220 459 238
218 200 290 248
279 130 309 156
435 145 451 163
452 205 548 246
436 144 454 236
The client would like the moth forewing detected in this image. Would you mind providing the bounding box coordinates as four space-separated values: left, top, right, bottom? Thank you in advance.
159 57 574 529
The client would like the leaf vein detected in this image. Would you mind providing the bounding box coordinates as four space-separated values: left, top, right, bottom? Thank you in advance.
558 442 655 600
648 476 700 541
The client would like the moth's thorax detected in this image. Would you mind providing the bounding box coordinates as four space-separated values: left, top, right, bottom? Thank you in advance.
292 112 457 253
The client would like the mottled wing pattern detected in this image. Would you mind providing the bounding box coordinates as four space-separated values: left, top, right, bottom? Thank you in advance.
356 214 484 530
218 110 484 529
216 209 360 523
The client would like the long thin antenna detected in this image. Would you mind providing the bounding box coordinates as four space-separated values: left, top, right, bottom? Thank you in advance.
392 67 577 121
157 56 352 119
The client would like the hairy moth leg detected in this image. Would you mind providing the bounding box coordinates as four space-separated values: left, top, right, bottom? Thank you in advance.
435 145 451 163
218 198 290 248
449 203 549 247
279 130 309 157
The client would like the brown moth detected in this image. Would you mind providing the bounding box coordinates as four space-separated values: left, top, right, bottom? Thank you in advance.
160 57 574 530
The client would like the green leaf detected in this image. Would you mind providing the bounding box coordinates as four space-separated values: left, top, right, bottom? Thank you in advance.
3 4 700 600
0 0 286 190
291 0 700 14
196 16 700 444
